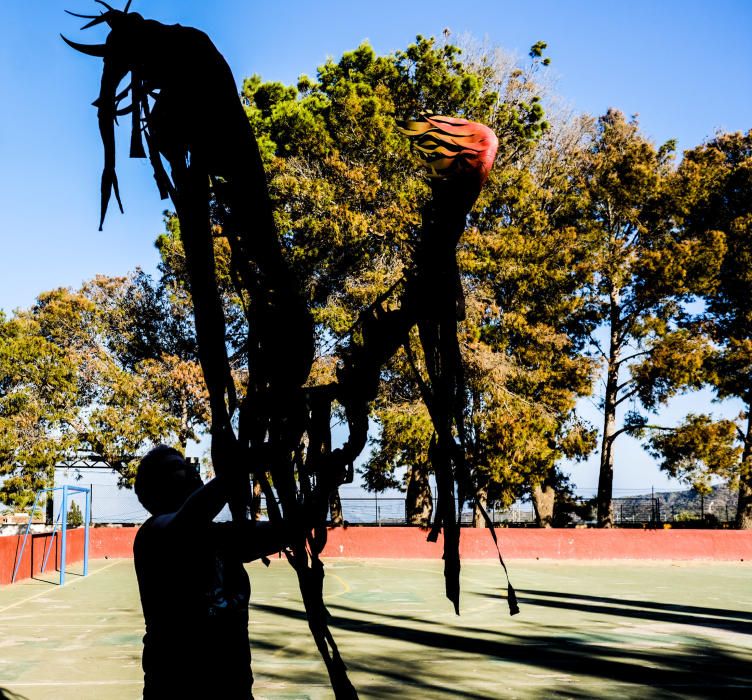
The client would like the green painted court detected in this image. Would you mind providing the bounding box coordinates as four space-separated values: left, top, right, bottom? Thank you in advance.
1 558 750 699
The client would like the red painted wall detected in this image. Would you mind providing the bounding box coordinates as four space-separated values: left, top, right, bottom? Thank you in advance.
322 527 752 560
0 528 86 585
3 526 751 584
89 527 140 559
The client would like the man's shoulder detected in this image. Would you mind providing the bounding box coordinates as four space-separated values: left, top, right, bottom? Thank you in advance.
133 515 173 552
134 516 154 553
135 513 212 555
135 514 158 534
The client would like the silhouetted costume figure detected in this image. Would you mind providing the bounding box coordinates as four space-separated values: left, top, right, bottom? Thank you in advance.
334 116 519 614
64 5 514 698
63 5 359 695
134 445 283 699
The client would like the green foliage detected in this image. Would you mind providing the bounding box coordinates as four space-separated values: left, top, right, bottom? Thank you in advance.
528 41 551 67
0 312 77 509
210 34 574 508
567 109 729 525
659 131 752 526
631 330 713 409
239 35 551 323
458 113 599 504
77 274 210 485
677 132 752 400
18 31 745 527
648 414 742 492
673 510 700 523
67 499 84 528
0 272 211 507
361 347 433 493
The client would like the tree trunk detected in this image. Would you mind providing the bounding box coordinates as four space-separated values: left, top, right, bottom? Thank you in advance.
405 462 433 526
251 479 263 520
736 408 752 529
532 482 555 527
597 288 621 528
45 494 54 526
472 481 488 527
329 489 344 527
597 387 617 528
179 399 189 455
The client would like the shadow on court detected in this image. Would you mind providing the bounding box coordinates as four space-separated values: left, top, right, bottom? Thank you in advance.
1 559 751 699
254 599 750 698
479 590 752 634
512 588 752 622
248 559 752 698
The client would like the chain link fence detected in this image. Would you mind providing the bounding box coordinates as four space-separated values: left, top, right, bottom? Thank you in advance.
292 497 537 526
256 495 733 527
33 467 736 528
301 495 734 527
48 491 736 528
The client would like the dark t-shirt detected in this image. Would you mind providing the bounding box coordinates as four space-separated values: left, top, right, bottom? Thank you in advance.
134 517 253 699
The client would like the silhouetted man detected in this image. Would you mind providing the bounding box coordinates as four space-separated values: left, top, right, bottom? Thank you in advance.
134 445 282 699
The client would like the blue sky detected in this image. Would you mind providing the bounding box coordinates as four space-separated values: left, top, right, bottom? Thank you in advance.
1 0 750 493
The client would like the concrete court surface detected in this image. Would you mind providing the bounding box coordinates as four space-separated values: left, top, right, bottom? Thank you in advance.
0 557 750 699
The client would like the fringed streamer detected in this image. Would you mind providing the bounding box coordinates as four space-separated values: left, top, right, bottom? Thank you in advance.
474 496 520 616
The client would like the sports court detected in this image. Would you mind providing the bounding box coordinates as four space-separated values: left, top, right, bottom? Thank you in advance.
1 557 750 699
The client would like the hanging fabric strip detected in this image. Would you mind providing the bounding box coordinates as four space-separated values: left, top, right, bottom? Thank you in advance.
474 496 520 616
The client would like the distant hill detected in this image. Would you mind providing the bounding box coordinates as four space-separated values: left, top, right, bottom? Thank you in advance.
644 485 737 521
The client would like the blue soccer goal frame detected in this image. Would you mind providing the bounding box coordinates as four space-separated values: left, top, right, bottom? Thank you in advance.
11 485 91 585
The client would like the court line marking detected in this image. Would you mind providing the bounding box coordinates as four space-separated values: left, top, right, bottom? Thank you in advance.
0 560 122 615
8 680 143 687
323 571 351 600
4 611 138 617
2 623 138 628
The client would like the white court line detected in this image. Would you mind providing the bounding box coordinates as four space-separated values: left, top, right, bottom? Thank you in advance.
2 623 138 628
8 680 142 687
0 560 122 615
5 611 137 617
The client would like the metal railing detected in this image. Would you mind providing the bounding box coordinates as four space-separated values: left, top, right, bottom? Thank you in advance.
15 475 733 527
281 495 733 528
322 498 536 526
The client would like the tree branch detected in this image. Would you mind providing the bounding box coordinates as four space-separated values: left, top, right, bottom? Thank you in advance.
588 333 608 361
607 425 635 443
614 384 640 407
615 377 635 393
618 349 651 365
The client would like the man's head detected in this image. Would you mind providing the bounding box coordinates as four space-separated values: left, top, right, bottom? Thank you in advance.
135 445 203 515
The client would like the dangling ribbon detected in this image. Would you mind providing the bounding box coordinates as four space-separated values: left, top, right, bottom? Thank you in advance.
474 496 520 616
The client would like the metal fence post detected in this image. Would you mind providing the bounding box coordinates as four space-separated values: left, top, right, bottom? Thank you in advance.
651 487 655 528
41 507 62 574
60 484 68 586
83 488 91 576
11 491 41 584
